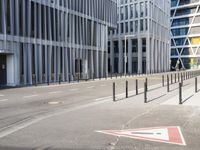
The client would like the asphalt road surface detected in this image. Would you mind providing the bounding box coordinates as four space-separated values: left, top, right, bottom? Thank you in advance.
0 72 200 150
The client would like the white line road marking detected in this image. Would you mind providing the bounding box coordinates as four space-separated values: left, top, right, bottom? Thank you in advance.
48 91 62 94
0 94 4 97
69 89 79 91
87 86 95 89
0 99 8 102
95 96 112 101
23 95 38 99
100 84 107 87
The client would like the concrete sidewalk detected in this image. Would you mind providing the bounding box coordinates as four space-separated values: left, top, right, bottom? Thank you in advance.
162 81 200 107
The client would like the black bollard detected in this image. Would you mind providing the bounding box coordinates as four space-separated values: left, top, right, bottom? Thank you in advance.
175 74 177 83
178 73 180 82
144 82 147 103
171 74 173 84
145 78 148 91
126 81 128 98
136 79 138 95
113 82 116 102
162 75 164 87
186 72 188 79
181 73 183 85
184 72 186 80
195 77 198 93
179 82 182 105
167 75 169 92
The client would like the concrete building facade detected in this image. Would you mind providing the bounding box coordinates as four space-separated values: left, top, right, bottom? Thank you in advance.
0 0 117 86
171 0 200 70
108 0 171 74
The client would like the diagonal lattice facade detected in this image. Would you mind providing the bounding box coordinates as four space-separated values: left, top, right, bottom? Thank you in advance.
171 0 200 70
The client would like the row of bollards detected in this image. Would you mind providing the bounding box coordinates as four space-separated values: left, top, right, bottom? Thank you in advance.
112 77 148 102
165 71 198 93
178 77 199 105
112 70 200 104
30 69 200 87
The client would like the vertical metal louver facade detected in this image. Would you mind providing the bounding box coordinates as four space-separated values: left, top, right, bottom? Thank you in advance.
0 0 117 86
171 0 200 70
108 0 171 75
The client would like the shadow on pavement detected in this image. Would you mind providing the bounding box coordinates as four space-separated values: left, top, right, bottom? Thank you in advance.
170 83 190 92
147 94 167 103
182 94 194 104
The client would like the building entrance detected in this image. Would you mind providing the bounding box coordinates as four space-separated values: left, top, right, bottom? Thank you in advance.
0 55 7 85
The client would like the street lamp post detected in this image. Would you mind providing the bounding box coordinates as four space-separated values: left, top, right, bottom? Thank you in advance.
124 35 136 76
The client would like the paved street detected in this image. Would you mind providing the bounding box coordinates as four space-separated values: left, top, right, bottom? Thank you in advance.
0 72 200 150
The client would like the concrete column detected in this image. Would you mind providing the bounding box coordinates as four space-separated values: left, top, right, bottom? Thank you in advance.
90 50 94 78
157 40 161 73
14 43 20 85
155 40 158 73
146 37 150 74
27 44 32 84
138 38 142 74
37 45 42 83
128 38 132 74
23 44 27 85
49 46 52 82
95 50 98 78
7 55 15 86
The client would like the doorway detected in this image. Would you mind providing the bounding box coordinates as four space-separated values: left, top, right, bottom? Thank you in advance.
0 55 7 85
75 59 82 80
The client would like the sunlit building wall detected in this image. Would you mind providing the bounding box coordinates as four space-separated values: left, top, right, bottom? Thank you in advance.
0 0 117 86
108 0 171 74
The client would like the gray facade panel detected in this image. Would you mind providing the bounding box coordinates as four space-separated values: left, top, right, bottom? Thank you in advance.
0 0 117 86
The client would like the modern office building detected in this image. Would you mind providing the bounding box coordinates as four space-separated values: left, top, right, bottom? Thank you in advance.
0 0 117 86
171 0 200 70
108 0 171 74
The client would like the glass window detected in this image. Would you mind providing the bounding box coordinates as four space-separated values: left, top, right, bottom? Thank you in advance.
132 39 138 52
130 21 133 32
120 7 124 20
0 1 3 33
130 4 133 19
135 3 138 18
125 22 128 33
125 6 128 20
140 2 144 17
121 23 124 33
140 20 143 31
135 20 138 33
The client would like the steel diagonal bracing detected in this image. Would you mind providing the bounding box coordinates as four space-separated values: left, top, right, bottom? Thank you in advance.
171 0 200 69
